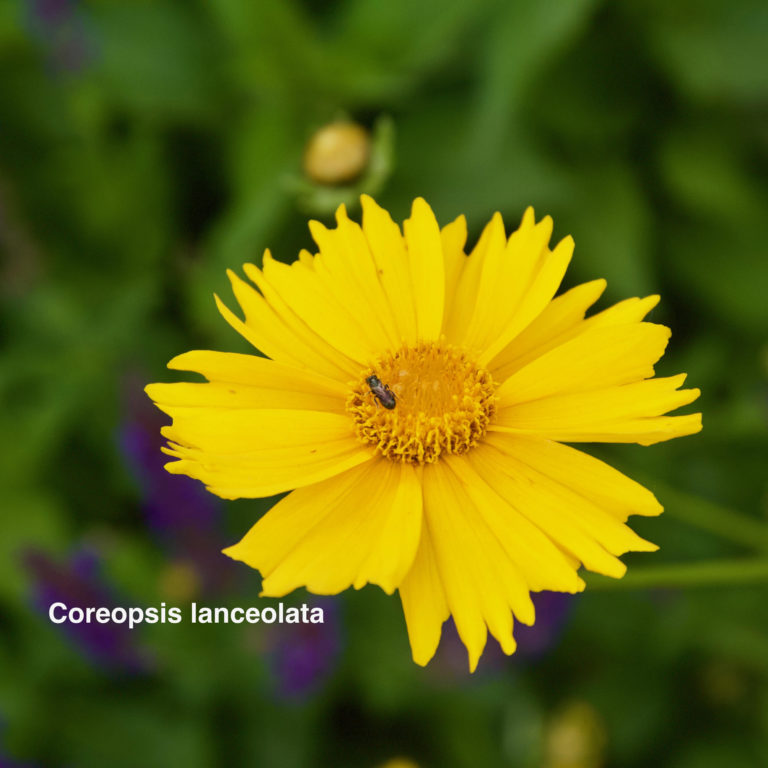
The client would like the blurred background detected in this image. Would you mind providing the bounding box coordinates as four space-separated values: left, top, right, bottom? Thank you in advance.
1 0 767 766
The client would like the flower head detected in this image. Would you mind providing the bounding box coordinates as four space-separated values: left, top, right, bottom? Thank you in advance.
147 196 701 670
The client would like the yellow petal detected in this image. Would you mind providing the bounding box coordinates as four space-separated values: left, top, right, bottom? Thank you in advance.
157 408 373 498
489 287 661 381
147 381 344 413
475 440 657 557
242 259 359 381
421 462 539 670
223 460 422 596
452 211 508 349
497 322 673 406
259 250 378 364
167 349 346 393
440 213 468 309
494 375 702 445
493 413 703 446
468 211 554 352
445 455 585 593
398 522 450 667
587 294 661 327
484 432 663 520
488 277 604 380
478 234 573 365
442 208 573 363
403 197 445 340
214 290 303 371
444 211 507 343
361 194 419 345
468 444 628 578
310 206 401 350
146 350 348 413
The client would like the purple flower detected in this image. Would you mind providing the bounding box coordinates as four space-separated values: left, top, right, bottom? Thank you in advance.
119 375 238 597
0 746 38 768
0 729 37 768
261 599 342 700
514 591 573 658
25 0 94 73
32 0 73 25
0 750 37 768
0 718 38 767
25 548 152 674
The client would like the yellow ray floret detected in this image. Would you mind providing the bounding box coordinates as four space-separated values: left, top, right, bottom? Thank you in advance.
147 196 702 671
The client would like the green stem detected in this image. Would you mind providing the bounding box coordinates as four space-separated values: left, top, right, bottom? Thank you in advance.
587 559 768 590
644 477 768 553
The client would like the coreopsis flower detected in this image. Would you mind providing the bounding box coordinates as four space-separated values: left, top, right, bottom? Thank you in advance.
146 196 701 670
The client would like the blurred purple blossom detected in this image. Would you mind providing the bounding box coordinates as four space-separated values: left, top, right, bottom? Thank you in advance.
25 0 94 74
119 375 238 597
0 756 37 767
0 717 38 766
0 727 37 768
515 591 573 658
0 748 37 768
24 548 152 674
32 0 72 25
262 599 342 700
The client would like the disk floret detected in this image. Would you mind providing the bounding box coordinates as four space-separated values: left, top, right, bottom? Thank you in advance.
347 342 498 464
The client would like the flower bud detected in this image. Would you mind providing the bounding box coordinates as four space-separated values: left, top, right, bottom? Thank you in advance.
303 121 371 186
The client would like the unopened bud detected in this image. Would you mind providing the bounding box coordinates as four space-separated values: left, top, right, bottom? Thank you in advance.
303 121 371 185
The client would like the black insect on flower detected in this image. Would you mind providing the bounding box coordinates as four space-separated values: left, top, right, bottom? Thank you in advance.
366 374 397 410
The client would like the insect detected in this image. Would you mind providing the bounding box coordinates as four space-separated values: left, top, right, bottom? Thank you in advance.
365 374 397 410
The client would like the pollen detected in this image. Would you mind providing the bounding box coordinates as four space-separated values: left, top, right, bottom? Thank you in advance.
347 342 498 464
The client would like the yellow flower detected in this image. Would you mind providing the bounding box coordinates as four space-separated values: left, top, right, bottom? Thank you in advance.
146 197 701 671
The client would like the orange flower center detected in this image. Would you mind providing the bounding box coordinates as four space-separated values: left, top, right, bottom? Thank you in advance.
347 342 497 464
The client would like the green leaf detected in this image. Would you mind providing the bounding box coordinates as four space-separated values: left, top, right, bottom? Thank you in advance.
638 0 768 104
